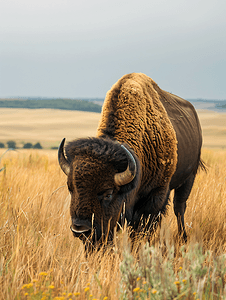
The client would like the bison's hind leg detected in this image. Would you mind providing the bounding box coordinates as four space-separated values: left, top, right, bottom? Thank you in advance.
173 173 196 242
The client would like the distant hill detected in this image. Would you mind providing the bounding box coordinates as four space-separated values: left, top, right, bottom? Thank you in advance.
0 98 102 113
216 102 226 110
187 99 226 112
1 97 226 112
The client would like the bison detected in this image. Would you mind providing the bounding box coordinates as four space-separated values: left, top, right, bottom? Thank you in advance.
58 73 204 245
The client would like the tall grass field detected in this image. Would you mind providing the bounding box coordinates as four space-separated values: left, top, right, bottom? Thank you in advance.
0 147 226 300
0 107 226 300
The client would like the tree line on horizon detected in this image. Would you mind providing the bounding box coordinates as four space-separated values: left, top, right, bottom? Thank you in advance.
0 98 225 112
0 141 43 149
0 98 102 113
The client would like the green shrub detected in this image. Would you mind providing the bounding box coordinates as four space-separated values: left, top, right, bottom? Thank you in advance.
33 142 42 149
0 142 5 148
7 140 16 149
23 143 33 149
120 242 226 299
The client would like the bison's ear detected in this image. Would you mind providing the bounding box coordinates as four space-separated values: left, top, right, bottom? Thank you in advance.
114 145 137 186
58 138 70 176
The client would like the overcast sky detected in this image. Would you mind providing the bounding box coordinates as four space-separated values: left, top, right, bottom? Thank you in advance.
1 0 226 99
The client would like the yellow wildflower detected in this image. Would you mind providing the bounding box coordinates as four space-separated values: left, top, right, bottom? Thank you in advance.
21 284 28 289
87 282 90 286
174 281 180 285
103 297 108 300
68 293 72 297
89 295 93 298
133 287 140 292
39 272 48 277
32 279 38 283
182 279 187 284
179 266 182 270
74 292 81 297
152 289 157 294
84 287 90 292
136 277 141 281
24 293 28 296
193 292 197 295
143 281 147 285
48 285 55 289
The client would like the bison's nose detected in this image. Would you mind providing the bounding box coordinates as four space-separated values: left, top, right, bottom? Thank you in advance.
70 218 92 234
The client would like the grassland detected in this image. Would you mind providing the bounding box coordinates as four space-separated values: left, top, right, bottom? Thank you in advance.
0 148 226 299
197 110 226 148
0 108 100 149
0 108 226 149
0 108 226 299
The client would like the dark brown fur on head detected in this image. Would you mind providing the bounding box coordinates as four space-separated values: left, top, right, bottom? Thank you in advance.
65 137 141 243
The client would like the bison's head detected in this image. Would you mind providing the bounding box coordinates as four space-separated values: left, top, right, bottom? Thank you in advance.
58 137 140 245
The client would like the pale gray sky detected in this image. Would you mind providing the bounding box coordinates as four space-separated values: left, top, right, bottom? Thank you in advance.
1 0 226 99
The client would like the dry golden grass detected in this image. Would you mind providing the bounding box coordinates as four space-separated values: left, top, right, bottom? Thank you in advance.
0 107 226 299
1 108 226 148
0 148 226 299
198 110 226 148
0 108 100 148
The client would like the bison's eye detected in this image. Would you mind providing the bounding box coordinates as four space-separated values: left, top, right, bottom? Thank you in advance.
98 189 114 203
104 192 113 201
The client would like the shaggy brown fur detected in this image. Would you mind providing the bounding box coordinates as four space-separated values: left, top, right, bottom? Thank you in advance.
97 73 178 190
59 72 203 245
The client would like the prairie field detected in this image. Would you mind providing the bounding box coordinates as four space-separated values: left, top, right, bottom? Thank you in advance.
0 108 226 148
0 148 226 300
0 108 226 299
197 110 226 148
0 108 100 149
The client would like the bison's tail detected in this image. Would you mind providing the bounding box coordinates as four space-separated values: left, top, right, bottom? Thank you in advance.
199 159 207 172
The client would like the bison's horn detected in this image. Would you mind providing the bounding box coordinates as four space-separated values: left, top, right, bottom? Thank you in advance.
114 145 137 186
58 138 70 176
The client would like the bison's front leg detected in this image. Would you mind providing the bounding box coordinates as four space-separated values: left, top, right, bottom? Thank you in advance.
173 173 196 242
132 185 170 231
